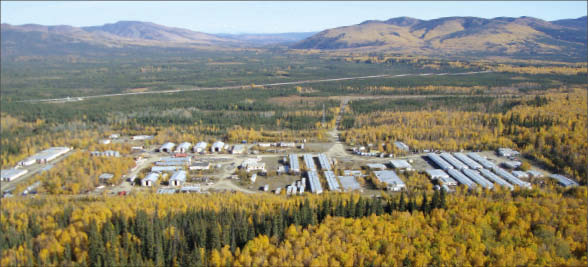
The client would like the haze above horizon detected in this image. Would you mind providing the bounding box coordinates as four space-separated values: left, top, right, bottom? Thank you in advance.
1 1 586 34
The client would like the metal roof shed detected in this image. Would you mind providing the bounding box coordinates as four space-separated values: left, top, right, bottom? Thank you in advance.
142 172 160 187
323 171 340 191
427 153 453 171
549 174 579 187
175 142 192 153
307 171 323 194
466 153 495 169
169 170 187 186
479 168 513 190
447 169 476 189
390 160 413 170
440 153 468 170
338 176 362 192
289 154 300 174
373 170 406 191
462 169 494 189
453 153 483 170
303 154 316 171
159 142 176 153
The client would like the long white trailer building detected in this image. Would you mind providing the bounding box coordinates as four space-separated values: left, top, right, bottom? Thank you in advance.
289 154 300 174
307 171 323 194
492 166 532 189
1 169 28 182
447 169 476 189
467 153 495 169
479 168 514 190
323 171 340 191
462 169 494 189
19 147 71 165
303 154 316 171
427 153 454 171
440 153 468 170
453 153 483 170
318 154 332 171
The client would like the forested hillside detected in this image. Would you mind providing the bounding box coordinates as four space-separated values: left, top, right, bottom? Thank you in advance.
1 187 586 266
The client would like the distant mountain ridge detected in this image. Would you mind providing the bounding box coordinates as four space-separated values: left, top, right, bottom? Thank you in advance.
292 16 587 60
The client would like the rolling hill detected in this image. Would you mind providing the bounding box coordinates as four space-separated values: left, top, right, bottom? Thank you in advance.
292 16 587 60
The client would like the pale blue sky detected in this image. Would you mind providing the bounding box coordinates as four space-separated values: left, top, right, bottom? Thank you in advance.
1 1 586 33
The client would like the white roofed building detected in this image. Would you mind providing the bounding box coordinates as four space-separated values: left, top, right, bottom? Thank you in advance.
1 169 28 182
141 172 160 187
373 170 406 191
211 141 225 152
175 142 192 153
169 170 187 186
390 160 413 171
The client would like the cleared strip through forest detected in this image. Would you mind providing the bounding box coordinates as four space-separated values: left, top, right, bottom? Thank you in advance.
19 71 493 103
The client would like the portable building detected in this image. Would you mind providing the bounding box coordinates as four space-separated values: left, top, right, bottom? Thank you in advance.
141 172 160 187
394 141 409 151
425 169 450 180
99 139 111 145
502 161 522 169
180 185 201 193
175 142 192 153
241 158 266 172
275 187 282 195
250 173 257 183
1 169 28 182
98 173 114 184
232 144 246 154
18 158 36 166
343 170 365 177
157 188 177 194
526 170 543 178
366 163 387 170
132 135 153 140
512 171 529 179
497 148 519 157
31 147 71 164
152 166 183 172
373 170 405 191
190 162 211 170
169 170 187 186
427 153 453 171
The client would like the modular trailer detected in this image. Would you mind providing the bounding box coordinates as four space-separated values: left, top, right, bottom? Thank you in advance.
453 153 483 170
427 153 454 171
323 171 341 191
462 169 494 189
479 168 514 190
466 152 496 169
447 169 476 189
